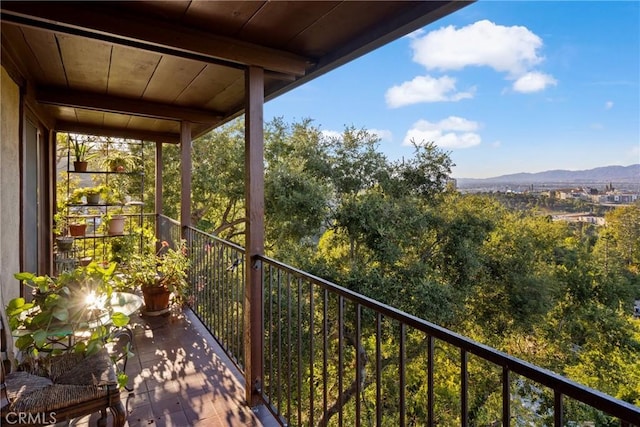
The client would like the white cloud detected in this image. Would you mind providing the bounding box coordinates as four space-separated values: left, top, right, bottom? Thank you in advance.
605 101 614 110
403 116 482 149
385 75 475 108
512 71 557 93
368 129 393 142
411 20 544 77
321 130 342 140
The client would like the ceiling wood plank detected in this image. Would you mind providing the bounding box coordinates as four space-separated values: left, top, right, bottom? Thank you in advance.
1 2 311 76
143 56 207 103
1 24 46 83
74 109 106 126
108 45 161 98
174 64 241 108
205 77 244 112
21 27 67 87
55 120 180 143
57 33 111 92
37 87 223 124
102 112 132 129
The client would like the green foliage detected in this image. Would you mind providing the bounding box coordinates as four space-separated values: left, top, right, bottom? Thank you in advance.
156 116 638 422
8 263 128 358
69 135 94 162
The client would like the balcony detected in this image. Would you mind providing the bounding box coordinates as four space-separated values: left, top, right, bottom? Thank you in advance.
1 2 638 426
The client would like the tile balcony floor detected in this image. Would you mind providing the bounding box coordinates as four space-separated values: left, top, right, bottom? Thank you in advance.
69 308 279 427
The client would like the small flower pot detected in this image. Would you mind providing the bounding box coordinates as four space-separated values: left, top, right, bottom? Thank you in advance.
73 161 88 172
69 223 87 237
86 193 101 204
56 236 74 252
107 215 126 235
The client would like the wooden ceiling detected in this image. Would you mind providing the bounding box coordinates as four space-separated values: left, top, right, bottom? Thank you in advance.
1 1 470 142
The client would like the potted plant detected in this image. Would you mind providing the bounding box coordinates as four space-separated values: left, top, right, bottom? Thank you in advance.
53 211 74 251
70 136 93 172
104 209 126 236
129 240 190 314
68 219 87 237
102 151 137 172
83 184 107 204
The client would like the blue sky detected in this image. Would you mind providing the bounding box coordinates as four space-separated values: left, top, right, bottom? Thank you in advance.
264 1 640 179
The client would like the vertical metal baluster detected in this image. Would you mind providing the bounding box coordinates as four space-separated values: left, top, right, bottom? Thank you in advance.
502 366 510 427
355 303 361 427
268 264 274 404
461 349 468 427
309 281 315 426
323 289 328 426
554 391 563 427
338 295 344 427
399 323 406 427
287 272 292 422
277 267 282 416
297 277 303 427
427 335 434 427
376 313 382 427
236 249 241 363
226 246 232 353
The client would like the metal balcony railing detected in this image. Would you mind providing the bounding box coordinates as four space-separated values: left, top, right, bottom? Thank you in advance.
177 222 639 427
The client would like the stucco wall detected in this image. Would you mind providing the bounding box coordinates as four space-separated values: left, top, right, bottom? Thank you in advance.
1 66 21 303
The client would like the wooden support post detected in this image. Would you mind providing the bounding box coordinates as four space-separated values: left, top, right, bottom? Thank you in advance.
244 65 265 406
180 121 192 239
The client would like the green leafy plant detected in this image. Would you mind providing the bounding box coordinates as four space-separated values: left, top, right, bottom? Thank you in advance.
102 150 137 172
7 262 128 358
70 136 94 163
128 240 190 304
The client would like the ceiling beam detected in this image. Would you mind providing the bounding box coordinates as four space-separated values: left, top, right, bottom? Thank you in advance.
0 2 311 76
37 87 222 124
55 121 180 144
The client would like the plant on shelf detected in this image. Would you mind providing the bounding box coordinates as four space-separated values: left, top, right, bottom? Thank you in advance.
102 150 137 173
103 208 127 236
70 136 94 172
68 218 87 237
128 240 190 313
83 184 108 204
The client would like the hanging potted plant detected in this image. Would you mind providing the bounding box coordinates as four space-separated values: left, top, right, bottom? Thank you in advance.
53 211 74 251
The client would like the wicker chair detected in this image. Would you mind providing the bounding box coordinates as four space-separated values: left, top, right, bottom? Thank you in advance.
1 291 125 426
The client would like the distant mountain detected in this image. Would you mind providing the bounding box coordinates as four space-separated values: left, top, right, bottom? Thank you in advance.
457 164 640 187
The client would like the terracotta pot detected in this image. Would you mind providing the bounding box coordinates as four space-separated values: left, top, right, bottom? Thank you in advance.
69 223 87 237
142 285 171 312
73 161 88 172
